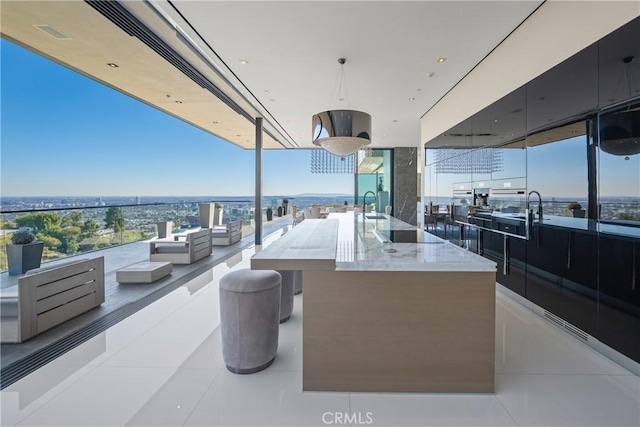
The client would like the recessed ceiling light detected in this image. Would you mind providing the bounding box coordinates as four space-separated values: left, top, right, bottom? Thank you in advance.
393 120 398 123
493 119 499 123
212 121 218 124
437 57 447 63
409 97 415 101
416 88 422 92
264 90 269 93
175 100 182 104
239 59 249 65
426 72 435 78
236 134 241 137
107 63 119 68
270 99 275 102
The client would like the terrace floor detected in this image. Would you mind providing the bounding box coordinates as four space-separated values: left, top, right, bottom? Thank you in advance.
0 216 292 377
1 228 638 426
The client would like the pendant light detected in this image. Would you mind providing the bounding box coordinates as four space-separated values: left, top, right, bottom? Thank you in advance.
312 58 371 157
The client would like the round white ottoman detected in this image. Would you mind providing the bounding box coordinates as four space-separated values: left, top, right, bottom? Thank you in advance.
219 269 281 374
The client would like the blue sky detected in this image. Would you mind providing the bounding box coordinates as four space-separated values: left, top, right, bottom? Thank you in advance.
0 39 352 197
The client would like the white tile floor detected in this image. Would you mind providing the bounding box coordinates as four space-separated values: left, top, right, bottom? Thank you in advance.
1 230 639 427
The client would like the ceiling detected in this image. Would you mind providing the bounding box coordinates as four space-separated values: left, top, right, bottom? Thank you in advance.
1 0 544 151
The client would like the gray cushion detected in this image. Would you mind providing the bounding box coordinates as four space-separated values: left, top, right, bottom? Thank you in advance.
219 269 281 293
0 286 19 317
0 286 18 299
154 244 189 254
212 230 229 238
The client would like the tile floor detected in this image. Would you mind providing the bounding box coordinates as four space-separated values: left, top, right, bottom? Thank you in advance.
1 230 638 427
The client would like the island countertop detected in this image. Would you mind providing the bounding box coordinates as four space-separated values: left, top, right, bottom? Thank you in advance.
252 212 497 393
251 212 496 272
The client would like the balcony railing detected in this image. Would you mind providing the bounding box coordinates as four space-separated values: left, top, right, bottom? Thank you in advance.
0 200 266 273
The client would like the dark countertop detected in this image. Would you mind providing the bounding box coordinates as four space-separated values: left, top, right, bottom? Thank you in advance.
473 212 640 240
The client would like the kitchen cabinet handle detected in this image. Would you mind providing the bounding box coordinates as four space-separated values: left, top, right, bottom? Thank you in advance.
567 234 571 270
503 234 510 275
633 244 637 291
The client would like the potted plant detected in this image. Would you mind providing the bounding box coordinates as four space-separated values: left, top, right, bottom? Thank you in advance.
6 229 44 275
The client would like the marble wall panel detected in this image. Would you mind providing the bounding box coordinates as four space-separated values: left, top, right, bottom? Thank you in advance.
394 147 418 225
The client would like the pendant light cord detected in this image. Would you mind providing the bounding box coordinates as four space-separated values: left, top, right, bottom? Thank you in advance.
328 58 349 109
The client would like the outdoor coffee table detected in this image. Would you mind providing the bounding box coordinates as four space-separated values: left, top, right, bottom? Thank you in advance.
116 261 172 284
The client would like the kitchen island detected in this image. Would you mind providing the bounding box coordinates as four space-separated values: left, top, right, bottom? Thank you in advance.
251 212 497 393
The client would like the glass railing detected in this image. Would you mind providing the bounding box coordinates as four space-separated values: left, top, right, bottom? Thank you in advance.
0 200 262 273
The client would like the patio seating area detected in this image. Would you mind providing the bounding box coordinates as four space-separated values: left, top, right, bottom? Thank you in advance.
0 219 290 387
149 228 212 264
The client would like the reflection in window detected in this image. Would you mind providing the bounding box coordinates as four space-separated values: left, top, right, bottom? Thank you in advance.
527 127 588 218
598 103 640 222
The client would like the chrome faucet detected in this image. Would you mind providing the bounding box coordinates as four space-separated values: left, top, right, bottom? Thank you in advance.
526 190 543 240
527 190 543 221
362 191 377 216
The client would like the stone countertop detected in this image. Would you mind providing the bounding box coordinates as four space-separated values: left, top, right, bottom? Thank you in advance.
251 219 338 271
330 212 495 272
250 212 496 273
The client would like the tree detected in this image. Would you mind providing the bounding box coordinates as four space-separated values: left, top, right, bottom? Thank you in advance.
36 233 62 250
61 212 83 228
49 226 81 254
15 212 61 233
81 219 100 238
104 207 125 233
105 207 125 244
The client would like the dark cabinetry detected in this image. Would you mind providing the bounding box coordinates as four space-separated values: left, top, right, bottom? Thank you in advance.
530 226 598 336
554 230 598 291
480 229 526 297
598 236 640 362
483 221 637 355
525 225 598 335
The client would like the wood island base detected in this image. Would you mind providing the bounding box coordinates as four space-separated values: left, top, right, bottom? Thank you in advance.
302 270 496 393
